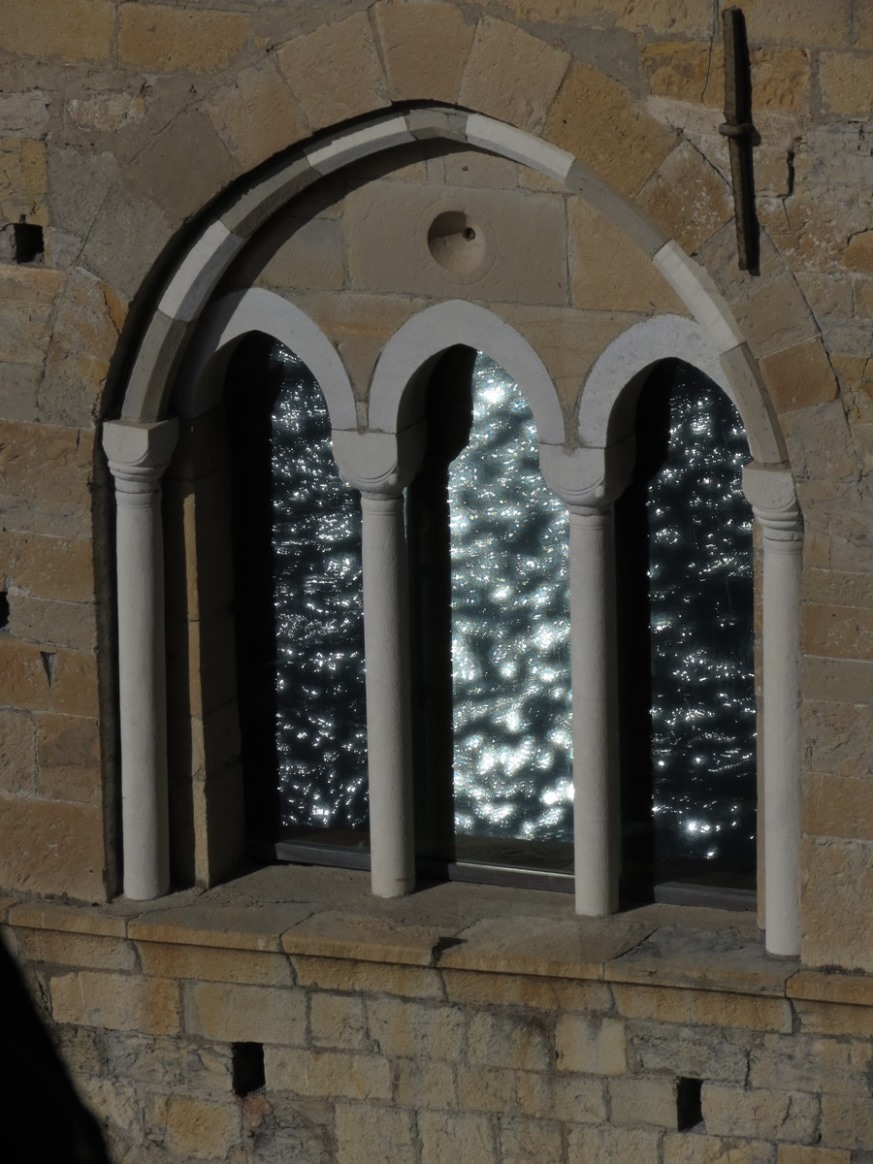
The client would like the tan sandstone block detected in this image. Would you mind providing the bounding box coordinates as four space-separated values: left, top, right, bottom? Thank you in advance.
778 1147 851 1164
276 12 388 132
127 901 311 952
803 602 873 660
555 1015 627 1076
740 0 850 47
643 41 723 106
456 1064 518 1113
206 62 307 172
51 970 180 1034
0 0 114 62
663 1135 775 1163
281 910 442 966
163 1095 240 1161
802 837 873 973
639 141 732 254
8 899 125 938
185 980 306 1044
442 967 612 1013
138 942 292 988
366 996 464 1060
394 1058 456 1110
611 984 793 1032
802 774 873 842
567 1126 662 1163
569 202 683 314
292 955 443 999
547 63 676 197
265 1046 392 1100
0 639 98 717
459 17 570 133
0 533 96 604
752 49 812 115
822 1094 873 1150
0 709 35 794
498 1116 563 1164
0 268 65 367
0 138 48 226
820 53 873 115
0 420 93 506
760 339 839 412
36 713 101 805
702 1083 819 1142
15 929 136 973
419 1112 498 1164
0 795 105 900
119 5 248 74
842 230 873 275
336 1103 416 1164
374 1 475 104
310 992 368 1051
609 1076 682 1129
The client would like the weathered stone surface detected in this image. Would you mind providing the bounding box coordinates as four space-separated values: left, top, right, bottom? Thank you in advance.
418 1111 498 1164
282 910 444 966
292 954 443 1000
206 62 307 173
566 1125 662 1163
497 1116 563 1164
394 1057 456 1110
0 267 64 367
547 62 676 197
612 983 793 1033
459 17 570 133
609 1075 681 1129
138 942 292 988
0 0 114 62
802 837 873 972
0 709 35 795
740 0 850 46
266 1046 392 1100
160 1094 241 1160
0 137 48 225
366 995 463 1059
639 140 732 255
16 928 136 973
184 980 306 1044
52 970 180 1034
663 1134 776 1163
374 0 475 104
276 12 388 132
820 52 873 116
118 5 248 74
0 794 105 900
627 1021 750 1082
555 1014 627 1075
336 1102 417 1164
703 1083 819 1142
129 902 312 952
760 338 838 412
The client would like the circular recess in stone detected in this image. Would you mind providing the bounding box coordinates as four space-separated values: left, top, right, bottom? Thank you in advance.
427 211 487 275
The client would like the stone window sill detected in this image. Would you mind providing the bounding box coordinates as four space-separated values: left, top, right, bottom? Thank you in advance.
1 864 857 1007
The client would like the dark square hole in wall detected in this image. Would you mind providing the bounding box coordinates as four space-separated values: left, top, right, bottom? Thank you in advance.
0 592 8 630
677 1076 703 1130
3 222 45 264
231 1042 265 1097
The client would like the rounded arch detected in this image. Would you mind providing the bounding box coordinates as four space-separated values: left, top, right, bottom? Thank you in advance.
368 299 565 446
173 288 357 431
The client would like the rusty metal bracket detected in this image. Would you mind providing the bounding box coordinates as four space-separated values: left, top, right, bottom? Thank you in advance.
720 7 758 272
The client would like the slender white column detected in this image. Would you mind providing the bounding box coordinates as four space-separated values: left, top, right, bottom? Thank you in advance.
103 419 179 900
360 494 415 897
743 462 802 956
569 506 620 916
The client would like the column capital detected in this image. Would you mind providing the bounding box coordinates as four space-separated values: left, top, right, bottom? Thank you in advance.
103 418 179 491
539 441 633 513
332 424 425 499
742 461 802 542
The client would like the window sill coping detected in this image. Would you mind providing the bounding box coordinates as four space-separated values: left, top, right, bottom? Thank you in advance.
4 865 846 1004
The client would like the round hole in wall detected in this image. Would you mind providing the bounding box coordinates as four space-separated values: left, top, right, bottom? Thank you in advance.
427 211 487 275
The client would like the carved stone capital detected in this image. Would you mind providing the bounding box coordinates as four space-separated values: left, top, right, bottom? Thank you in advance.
103 418 179 496
538 441 634 513
332 424 426 499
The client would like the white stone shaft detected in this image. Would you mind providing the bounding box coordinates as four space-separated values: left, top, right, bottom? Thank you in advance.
103 419 178 900
360 494 415 897
569 506 620 916
759 517 803 956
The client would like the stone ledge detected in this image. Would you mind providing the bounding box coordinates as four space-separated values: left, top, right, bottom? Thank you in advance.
1 864 835 1003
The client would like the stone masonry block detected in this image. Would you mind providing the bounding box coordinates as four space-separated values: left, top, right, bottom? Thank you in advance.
335 1103 416 1164
292 955 443 1000
0 709 35 795
118 5 248 74
0 267 64 367
802 773 873 843
443 968 612 1013
374 1 475 104
609 1075 682 1129
36 712 102 806
0 795 105 900
455 1064 518 1113
555 1015 627 1076
163 1094 241 1161
16 929 136 973
0 639 99 718
702 1083 819 1142
138 942 292 988
627 1022 749 1083
740 0 850 47
547 62 676 198
0 0 114 62
418 1111 498 1164
466 1009 551 1073
803 699 873 779
612 984 794 1033
276 12 388 132
760 338 839 413
366 996 464 1060
206 62 307 173
802 837 873 973
8 595 97 652
568 200 683 314
1 532 96 604
777 1148 851 1164
750 1033 872 1097
265 1047 392 1101
551 1073 608 1123
639 140 732 256
393 1058 456 1110
662 1133 776 1163
643 41 723 107
185 980 306 1045
0 137 48 225
51 970 181 1035
803 602 873 661
821 53 873 116
498 1116 563 1164
310 992 369 1051
459 17 570 133
566 1126 662 1163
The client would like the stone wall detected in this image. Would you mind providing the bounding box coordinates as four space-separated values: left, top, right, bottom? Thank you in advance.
3 0 873 1158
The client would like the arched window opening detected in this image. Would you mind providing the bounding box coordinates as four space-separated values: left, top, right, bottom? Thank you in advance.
224 334 368 863
616 359 755 905
409 350 572 884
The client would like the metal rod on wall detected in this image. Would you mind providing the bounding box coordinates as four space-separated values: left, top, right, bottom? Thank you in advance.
720 6 759 273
